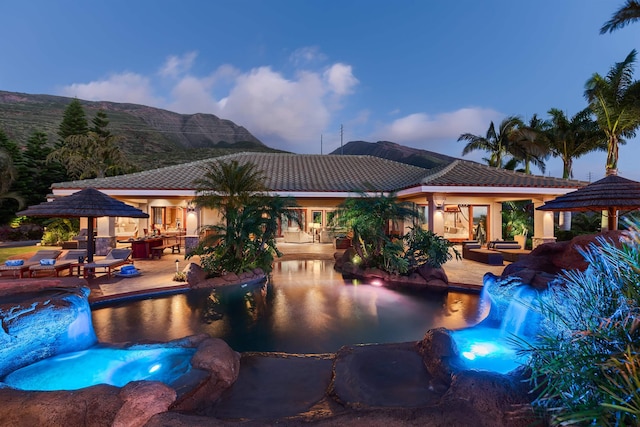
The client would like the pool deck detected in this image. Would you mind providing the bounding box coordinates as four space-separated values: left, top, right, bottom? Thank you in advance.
2 241 507 305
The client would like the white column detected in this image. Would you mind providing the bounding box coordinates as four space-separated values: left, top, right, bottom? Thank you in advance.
490 202 503 241
532 198 556 248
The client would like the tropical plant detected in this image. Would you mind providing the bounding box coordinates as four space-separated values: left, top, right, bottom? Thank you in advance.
502 201 532 241
601 0 640 33
40 218 78 245
189 159 298 275
404 227 460 269
458 115 523 168
519 221 640 425
336 191 419 267
544 107 604 179
509 114 548 174
585 49 640 175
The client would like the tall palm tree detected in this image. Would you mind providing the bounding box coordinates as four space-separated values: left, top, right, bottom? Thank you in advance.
509 114 549 174
192 159 298 274
544 108 604 179
544 108 605 230
585 49 640 175
601 0 640 33
458 116 522 168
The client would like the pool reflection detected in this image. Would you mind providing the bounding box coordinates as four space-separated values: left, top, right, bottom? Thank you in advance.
92 260 488 354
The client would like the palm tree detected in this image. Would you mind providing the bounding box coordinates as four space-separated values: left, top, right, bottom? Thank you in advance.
544 107 605 230
337 191 418 266
600 0 640 33
585 49 640 175
192 159 298 274
544 108 604 179
509 114 549 174
458 116 522 168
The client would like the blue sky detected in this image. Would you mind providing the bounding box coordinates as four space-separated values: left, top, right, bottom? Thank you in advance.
2 1 640 181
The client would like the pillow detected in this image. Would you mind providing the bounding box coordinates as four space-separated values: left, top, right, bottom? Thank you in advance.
39 259 56 266
5 260 24 266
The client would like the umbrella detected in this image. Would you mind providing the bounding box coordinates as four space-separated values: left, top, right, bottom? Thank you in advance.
536 174 640 231
17 188 149 262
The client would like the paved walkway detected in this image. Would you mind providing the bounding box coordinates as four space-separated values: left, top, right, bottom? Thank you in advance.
2 241 507 304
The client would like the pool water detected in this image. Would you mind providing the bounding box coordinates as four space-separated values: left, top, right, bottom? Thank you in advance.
3 346 196 391
92 260 488 354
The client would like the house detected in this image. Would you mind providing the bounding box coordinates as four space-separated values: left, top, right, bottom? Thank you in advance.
49 152 584 254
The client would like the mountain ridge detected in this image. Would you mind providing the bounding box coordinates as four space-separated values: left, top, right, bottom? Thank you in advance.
329 140 459 169
0 90 277 169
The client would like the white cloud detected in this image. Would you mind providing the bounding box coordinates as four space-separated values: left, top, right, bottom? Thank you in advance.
159 51 198 78
289 46 327 67
323 63 359 95
372 108 503 152
221 67 330 146
58 72 161 106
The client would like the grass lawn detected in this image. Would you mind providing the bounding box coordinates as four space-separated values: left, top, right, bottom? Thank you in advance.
0 245 60 263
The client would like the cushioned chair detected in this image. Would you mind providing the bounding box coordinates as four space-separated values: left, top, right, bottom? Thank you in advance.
0 250 62 278
28 249 87 277
82 248 133 279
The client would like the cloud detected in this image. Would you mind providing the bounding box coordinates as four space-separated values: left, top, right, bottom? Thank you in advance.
323 63 358 95
159 51 198 78
58 72 162 106
371 108 503 154
221 67 330 147
289 46 327 67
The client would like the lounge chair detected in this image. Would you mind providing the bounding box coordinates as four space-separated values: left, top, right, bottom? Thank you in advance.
28 249 87 277
82 248 133 279
0 250 62 278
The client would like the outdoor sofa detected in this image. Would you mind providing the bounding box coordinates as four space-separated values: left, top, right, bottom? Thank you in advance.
461 241 504 266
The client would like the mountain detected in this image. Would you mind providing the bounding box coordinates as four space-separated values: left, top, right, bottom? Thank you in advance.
0 90 280 169
330 140 458 169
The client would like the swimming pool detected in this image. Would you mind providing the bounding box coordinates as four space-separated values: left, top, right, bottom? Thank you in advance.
92 260 488 354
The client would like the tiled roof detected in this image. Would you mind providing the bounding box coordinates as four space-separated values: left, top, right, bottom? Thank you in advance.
421 160 585 188
51 152 584 193
51 152 430 193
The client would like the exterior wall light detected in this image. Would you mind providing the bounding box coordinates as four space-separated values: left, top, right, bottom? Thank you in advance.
433 195 446 210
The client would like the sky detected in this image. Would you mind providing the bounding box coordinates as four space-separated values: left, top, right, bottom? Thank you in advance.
2 0 640 181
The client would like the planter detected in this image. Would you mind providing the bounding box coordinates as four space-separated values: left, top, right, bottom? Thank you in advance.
334 237 351 249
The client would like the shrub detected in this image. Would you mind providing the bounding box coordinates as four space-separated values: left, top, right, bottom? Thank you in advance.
404 227 460 269
520 221 640 425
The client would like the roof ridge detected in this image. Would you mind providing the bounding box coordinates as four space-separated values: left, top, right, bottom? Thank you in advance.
421 160 460 183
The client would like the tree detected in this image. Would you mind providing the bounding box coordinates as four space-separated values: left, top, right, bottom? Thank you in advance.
57 98 88 146
585 49 640 175
544 108 604 179
336 191 418 267
600 0 640 33
0 131 24 213
47 131 134 179
458 116 523 168
509 114 548 174
190 159 298 275
91 110 112 138
19 131 58 207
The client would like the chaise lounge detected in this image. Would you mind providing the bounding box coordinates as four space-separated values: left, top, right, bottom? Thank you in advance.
0 250 63 278
82 248 133 279
28 249 87 277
